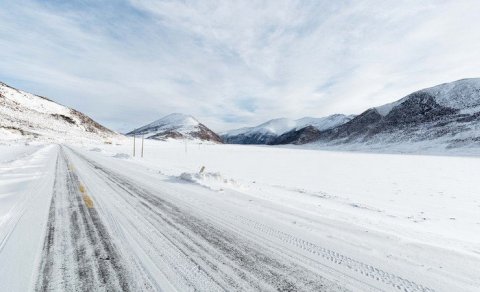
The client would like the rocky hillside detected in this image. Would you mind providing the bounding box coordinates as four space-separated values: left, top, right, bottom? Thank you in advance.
222 114 353 144
312 78 480 148
127 113 222 143
0 82 117 142
271 126 323 145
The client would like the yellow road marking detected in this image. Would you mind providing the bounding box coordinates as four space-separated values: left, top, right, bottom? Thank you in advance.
83 194 94 208
79 184 93 208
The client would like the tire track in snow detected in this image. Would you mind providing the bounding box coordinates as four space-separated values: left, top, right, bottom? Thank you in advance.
158 185 435 292
150 186 435 292
35 148 149 291
168 183 436 292
229 215 435 292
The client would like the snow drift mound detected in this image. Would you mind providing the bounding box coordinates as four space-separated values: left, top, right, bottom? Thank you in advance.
112 153 130 159
179 171 241 191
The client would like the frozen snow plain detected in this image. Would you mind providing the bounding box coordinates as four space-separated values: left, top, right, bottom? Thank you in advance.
0 140 479 291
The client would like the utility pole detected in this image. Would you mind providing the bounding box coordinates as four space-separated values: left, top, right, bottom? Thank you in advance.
141 135 144 158
133 135 136 157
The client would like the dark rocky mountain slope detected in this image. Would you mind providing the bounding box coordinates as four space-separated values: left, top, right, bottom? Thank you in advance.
311 78 480 148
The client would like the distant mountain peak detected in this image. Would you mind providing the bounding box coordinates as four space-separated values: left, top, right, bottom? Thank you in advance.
159 113 199 125
136 113 200 132
128 113 222 143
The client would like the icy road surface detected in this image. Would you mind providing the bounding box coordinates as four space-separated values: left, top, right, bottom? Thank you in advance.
1 143 479 291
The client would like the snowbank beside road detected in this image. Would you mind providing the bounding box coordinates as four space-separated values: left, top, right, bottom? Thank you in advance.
0 144 57 291
0 144 42 163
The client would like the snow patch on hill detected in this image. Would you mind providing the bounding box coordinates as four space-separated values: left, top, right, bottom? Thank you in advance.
375 100 404 116
423 78 480 110
142 113 199 130
295 114 355 131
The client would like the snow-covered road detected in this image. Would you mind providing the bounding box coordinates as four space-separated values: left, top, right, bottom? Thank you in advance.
35 148 146 291
63 146 353 291
1 143 478 291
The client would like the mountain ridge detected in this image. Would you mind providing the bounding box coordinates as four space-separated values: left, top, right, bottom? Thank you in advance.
222 78 480 149
4 77 479 150
222 114 354 144
297 78 480 148
0 81 118 142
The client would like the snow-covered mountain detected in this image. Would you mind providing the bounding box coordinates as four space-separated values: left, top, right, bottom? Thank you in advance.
222 114 353 144
0 82 117 142
313 78 480 148
227 78 480 148
127 113 222 143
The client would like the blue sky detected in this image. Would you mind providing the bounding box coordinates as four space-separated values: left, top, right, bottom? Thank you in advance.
1 0 480 132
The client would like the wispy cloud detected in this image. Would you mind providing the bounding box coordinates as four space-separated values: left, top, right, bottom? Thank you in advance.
1 0 479 132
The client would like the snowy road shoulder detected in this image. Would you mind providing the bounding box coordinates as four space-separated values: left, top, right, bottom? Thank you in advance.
0 144 58 292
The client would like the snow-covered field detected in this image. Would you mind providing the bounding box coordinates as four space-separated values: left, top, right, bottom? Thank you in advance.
1 140 479 291
100 140 480 243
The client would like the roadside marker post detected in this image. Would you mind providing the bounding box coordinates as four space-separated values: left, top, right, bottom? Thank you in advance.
133 135 136 157
141 135 144 158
